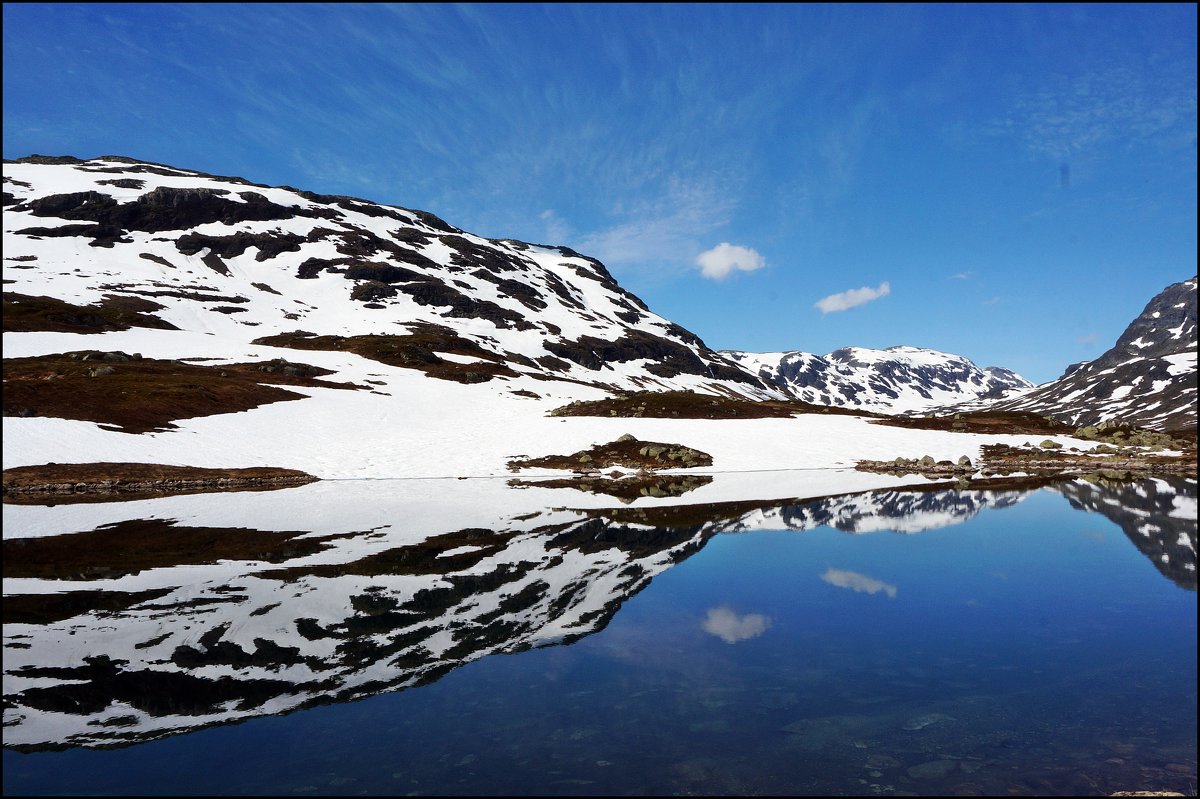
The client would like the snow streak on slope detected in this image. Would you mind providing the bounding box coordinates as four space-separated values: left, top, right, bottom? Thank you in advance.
987 277 1198 431
723 345 1033 414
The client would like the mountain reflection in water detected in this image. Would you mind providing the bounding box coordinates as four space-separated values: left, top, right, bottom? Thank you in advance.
2 473 1196 796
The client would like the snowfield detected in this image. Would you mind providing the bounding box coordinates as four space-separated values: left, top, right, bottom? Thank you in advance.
2 327 1092 481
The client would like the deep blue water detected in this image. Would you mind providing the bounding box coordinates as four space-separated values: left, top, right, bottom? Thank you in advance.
3 479 1196 796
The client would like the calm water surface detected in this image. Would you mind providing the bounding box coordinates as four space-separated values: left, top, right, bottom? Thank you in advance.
3 475 1196 795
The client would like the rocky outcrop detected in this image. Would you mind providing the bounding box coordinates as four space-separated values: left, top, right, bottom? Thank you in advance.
988 278 1197 431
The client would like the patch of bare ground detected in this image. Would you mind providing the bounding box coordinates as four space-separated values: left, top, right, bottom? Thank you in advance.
548 390 879 420
507 434 713 472
1 291 179 333
3 350 362 433
252 323 519 384
3 588 175 625
870 409 1076 435
508 473 713 502
3 462 318 504
2 519 339 581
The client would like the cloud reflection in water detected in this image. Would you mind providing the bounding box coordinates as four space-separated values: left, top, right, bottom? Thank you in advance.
701 605 773 643
820 567 898 598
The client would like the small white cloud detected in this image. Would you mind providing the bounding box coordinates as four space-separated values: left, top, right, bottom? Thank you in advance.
982 296 1001 305
694 242 766 281
821 568 897 598
814 281 891 314
949 272 972 280
701 606 772 644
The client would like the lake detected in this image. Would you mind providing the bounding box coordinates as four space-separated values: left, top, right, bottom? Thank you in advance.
3 472 1196 796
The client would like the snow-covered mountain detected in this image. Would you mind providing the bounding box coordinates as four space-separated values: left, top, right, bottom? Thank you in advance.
986 277 1197 431
2 155 772 397
0 154 1110 480
722 345 1033 414
3 155 1045 421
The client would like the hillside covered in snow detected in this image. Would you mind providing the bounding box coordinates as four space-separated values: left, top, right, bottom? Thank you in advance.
1 155 1187 481
986 277 1197 432
723 345 1033 414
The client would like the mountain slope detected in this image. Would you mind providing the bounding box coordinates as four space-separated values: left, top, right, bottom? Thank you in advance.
2 155 771 397
0 154 1101 481
987 277 1197 431
723 345 1033 414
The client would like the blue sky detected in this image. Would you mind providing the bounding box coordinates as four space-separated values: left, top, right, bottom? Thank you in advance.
3 3 1195 383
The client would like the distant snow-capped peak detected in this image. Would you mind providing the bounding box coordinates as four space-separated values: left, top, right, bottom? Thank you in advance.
722 344 1033 414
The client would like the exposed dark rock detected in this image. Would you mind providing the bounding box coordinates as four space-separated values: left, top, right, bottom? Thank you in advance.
138 253 176 269
7 155 87 165
439 235 530 275
543 329 758 385
343 261 424 284
391 227 433 246
11 186 325 247
399 280 533 330
350 281 399 302
96 178 146 189
176 231 306 262
200 252 229 276
410 209 460 234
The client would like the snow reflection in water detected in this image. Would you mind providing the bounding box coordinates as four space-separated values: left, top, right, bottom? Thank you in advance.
3 473 1196 796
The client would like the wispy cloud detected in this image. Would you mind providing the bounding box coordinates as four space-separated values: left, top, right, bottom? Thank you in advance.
1077 332 1098 345
574 174 737 278
539 209 571 245
820 568 897 598
982 296 1001 305
694 243 765 281
814 281 891 314
949 271 972 280
991 66 1197 160
701 606 772 644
